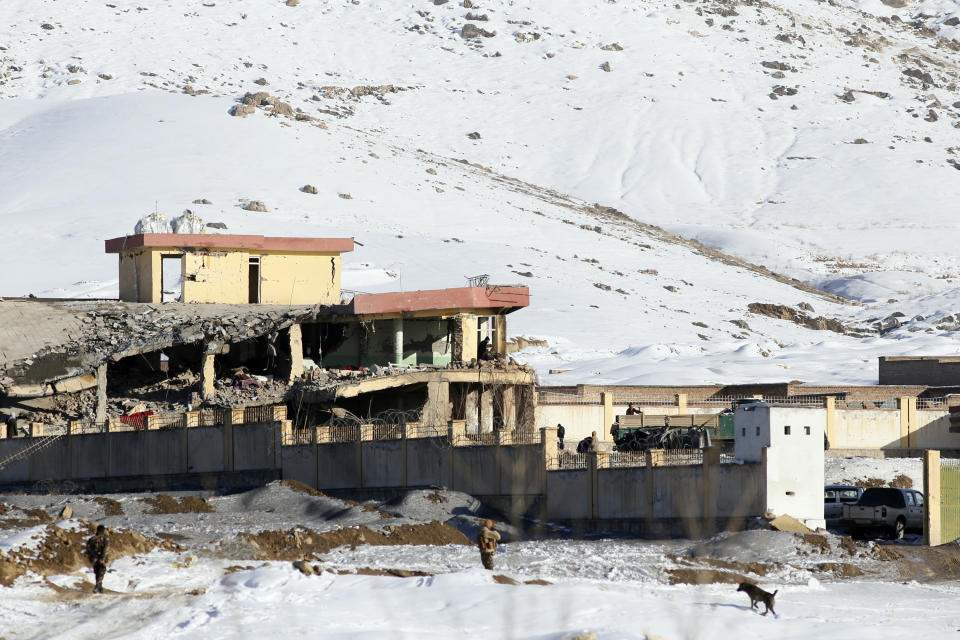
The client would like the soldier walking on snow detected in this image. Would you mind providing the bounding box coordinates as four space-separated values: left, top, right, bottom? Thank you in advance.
86 524 109 594
476 519 501 571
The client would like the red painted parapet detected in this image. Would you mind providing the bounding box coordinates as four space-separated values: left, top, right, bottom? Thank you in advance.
105 234 355 254
351 286 530 315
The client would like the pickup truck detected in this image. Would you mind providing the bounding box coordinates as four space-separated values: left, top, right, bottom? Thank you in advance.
841 487 924 539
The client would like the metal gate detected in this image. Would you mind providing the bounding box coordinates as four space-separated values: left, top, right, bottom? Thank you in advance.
941 458 960 543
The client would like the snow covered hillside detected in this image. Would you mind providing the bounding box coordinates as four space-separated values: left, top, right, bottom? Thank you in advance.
1 0 960 384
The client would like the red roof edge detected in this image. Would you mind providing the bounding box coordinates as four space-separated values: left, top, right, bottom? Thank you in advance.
350 286 530 315
105 234 355 254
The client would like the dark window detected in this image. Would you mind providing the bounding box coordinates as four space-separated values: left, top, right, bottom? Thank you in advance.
839 490 860 503
804 426 811 435
755 426 760 436
248 257 261 303
858 488 906 509
784 425 791 435
824 490 836 502
741 428 746 436
914 492 924 507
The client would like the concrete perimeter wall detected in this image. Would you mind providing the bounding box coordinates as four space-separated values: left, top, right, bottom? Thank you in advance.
0 422 282 486
546 459 764 528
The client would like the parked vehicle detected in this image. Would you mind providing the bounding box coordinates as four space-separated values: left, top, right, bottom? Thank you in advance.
824 485 863 523
841 487 924 539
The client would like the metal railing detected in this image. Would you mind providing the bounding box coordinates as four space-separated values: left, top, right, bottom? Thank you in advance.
199 408 230 426
654 448 704 466
283 428 315 446
362 423 404 441
454 431 498 446
537 392 599 405
406 423 446 439
608 451 647 468
919 397 949 410
550 452 588 470
244 405 276 423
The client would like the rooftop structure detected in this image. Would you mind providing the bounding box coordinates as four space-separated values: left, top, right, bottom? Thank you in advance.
105 233 355 305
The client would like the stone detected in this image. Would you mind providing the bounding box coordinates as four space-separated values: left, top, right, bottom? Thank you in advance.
59 505 73 519
242 91 271 106
286 0 300 5
67 79 81 85
566 633 598 640
600 61 612 72
945 17 960 27
463 0 472 6
231 104 256 117
243 200 268 212
301 184 318 194
41 23 55 30
193 198 213 205
467 131 481 139
600 42 623 51
461 23 494 38
206 222 228 230
425 168 437 175
797 302 814 312
98 73 113 80
293 559 316 575
338 193 352 199
254 77 269 86
852 138 869 144
270 100 294 117
768 514 812 533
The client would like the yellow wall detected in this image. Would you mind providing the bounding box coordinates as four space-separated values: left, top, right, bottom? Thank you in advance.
117 247 342 304
259 252 341 305
183 250 248 304
118 251 159 302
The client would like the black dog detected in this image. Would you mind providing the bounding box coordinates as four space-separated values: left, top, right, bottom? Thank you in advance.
737 582 777 616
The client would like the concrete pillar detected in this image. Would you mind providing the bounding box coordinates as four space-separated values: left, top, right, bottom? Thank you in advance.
29 422 44 438
825 396 836 449
393 317 404 365
94 363 107 424
493 315 507 357
501 386 517 429
287 323 304 384
541 426 558 470
423 380 451 426
453 313 478 363
601 392 614 441
702 446 720 536
675 393 688 413
924 449 942 546
898 397 915 448
480 386 494 433
465 387 479 431
201 353 216 401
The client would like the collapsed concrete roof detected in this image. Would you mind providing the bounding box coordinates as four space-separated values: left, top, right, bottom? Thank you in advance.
0 299 316 397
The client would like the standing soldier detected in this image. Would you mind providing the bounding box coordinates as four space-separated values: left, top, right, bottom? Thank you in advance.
86 524 109 594
476 519 501 571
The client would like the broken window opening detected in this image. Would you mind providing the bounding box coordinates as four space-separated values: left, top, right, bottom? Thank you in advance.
161 255 183 303
248 256 261 304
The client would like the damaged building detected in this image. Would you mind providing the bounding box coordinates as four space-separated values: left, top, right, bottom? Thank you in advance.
0 232 535 450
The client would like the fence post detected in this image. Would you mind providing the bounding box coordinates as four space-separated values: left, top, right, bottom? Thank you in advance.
588 451 599 520
645 450 655 519
542 427 558 471
924 449 942 546
824 396 835 449
676 393 688 413
401 418 408 488
601 392 614 442
702 446 720 535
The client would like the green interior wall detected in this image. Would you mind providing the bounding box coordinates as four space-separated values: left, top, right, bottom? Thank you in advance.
320 319 452 368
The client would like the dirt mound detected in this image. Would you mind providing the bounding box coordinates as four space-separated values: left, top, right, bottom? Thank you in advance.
238 521 470 561
817 562 864 577
17 507 53 523
93 497 123 516
352 567 433 578
142 495 213 514
667 554 776 577
0 523 175 585
665 568 751 585
426 492 448 504
747 302 849 334
493 574 519 585
797 533 831 553
889 474 913 489
280 479 325 497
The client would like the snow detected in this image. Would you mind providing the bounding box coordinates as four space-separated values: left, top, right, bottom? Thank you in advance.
1 0 960 384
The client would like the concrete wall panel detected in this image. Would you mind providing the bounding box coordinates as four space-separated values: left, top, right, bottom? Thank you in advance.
281 445 316 488
546 470 590 520
451 447 498 495
317 442 361 490
72 435 109 479
499 445 544 495
0 440 34 483
233 424 274 471
146 430 185 476
110 432 146 477
188 426 225 473
406 438 448 487
833 409 901 449
361 440 404 488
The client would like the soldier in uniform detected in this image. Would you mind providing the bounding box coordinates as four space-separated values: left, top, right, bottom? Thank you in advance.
85 524 109 593
476 519 500 571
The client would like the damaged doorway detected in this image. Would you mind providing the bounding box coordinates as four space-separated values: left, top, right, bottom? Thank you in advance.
161 255 183 303
248 256 261 303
